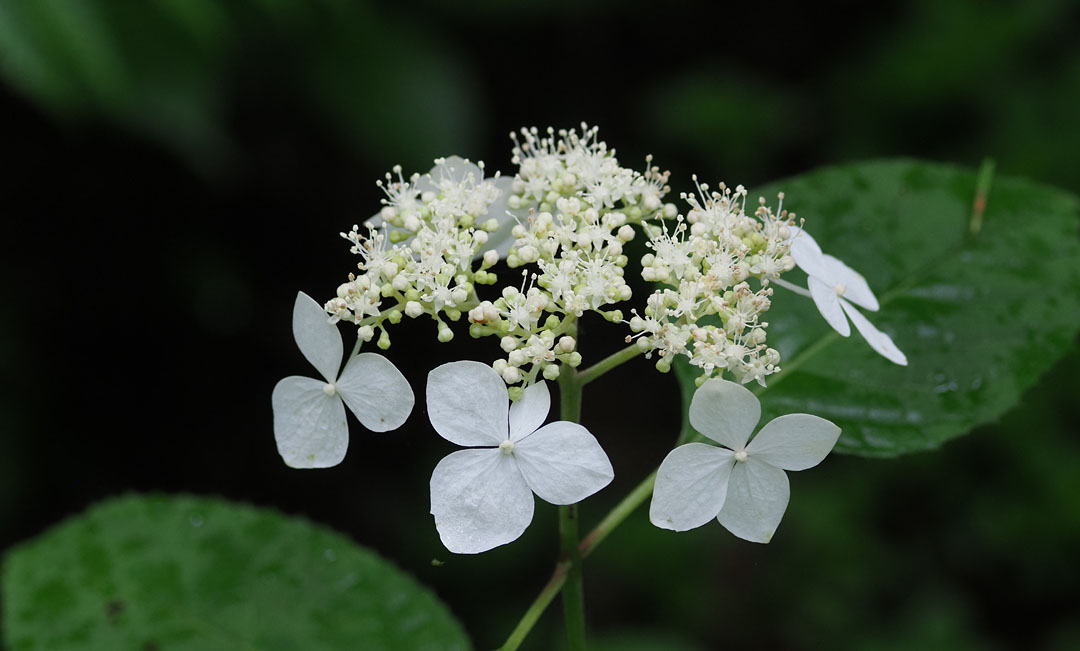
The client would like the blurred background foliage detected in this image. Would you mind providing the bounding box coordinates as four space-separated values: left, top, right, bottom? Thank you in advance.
1 0 1078 649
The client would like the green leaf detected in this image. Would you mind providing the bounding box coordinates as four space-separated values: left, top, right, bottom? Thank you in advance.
675 159 1080 457
2 494 471 651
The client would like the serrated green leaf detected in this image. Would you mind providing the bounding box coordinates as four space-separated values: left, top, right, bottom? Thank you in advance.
676 159 1080 457
2 494 471 651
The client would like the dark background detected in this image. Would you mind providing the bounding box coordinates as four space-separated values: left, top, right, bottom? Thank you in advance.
2 1 1079 649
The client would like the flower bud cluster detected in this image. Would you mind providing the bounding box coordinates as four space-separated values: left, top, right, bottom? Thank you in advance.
323 160 504 349
318 124 802 391
468 124 677 383
629 180 796 386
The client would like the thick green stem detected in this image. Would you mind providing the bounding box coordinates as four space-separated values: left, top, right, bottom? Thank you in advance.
577 343 643 386
499 343 646 651
557 370 587 650
559 504 586 650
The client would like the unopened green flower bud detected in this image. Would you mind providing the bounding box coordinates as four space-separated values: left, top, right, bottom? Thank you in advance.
377 330 391 350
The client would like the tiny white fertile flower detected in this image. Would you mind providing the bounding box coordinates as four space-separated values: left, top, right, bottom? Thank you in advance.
785 227 907 366
272 292 414 468
366 156 522 258
427 361 614 554
650 378 840 543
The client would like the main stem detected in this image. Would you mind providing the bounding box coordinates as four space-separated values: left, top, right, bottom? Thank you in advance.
557 369 587 651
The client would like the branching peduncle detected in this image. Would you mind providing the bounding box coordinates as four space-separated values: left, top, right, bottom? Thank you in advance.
557 367 587 650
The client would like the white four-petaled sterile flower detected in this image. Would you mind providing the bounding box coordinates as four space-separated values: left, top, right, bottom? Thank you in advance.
427 361 614 554
650 378 841 543
784 227 907 365
272 292 414 468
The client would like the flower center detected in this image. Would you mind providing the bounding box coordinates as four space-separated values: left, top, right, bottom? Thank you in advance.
322 383 337 397
499 440 516 456
833 283 846 296
734 450 748 463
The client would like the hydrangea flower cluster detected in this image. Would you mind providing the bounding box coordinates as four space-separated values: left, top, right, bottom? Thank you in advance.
324 157 512 350
629 183 795 385
271 124 907 556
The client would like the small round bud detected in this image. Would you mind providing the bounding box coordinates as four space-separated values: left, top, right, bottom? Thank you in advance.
557 336 576 353
542 364 561 380
437 326 454 343
388 309 403 324
483 250 500 267
377 330 391 350
568 352 582 368
405 301 423 318
501 336 518 353
358 325 375 342
502 366 522 384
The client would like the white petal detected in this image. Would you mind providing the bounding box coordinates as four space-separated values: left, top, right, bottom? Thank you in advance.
808 276 852 337
513 422 614 505
821 254 879 311
649 443 735 532
291 291 343 382
841 301 909 366
508 381 550 442
429 448 534 554
335 353 414 432
717 458 790 544
746 414 841 471
426 361 509 446
483 175 522 259
271 376 348 469
688 378 760 450
788 226 830 280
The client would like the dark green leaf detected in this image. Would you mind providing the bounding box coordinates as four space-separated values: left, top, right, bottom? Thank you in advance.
676 159 1080 457
2 494 471 651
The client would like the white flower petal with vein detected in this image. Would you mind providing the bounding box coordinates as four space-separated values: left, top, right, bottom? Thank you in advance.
272 377 348 469
745 413 841 471
649 378 840 543
841 301 908 366
787 227 907 365
272 291 414 469
716 457 790 544
427 361 614 553
427 360 509 447
650 443 735 531
291 292 343 381
688 378 759 450
509 381 550 442
514 422 614 505
429 449 534 555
